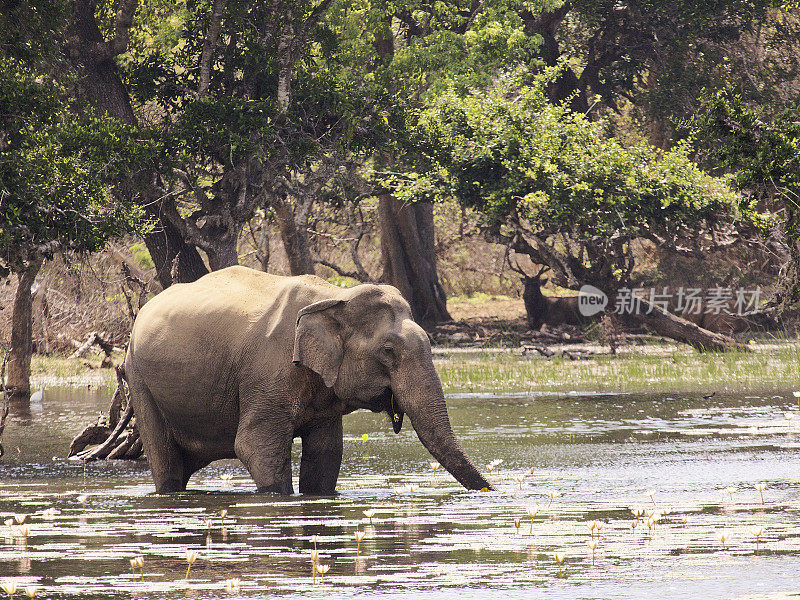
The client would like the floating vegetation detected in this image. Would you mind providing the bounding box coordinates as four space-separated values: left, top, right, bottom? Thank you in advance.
1 385 800 597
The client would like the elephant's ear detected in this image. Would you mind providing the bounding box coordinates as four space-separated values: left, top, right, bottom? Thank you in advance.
292 299 344 389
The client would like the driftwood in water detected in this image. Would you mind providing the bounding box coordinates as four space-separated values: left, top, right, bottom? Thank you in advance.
69 365 144 461
69 331 116 368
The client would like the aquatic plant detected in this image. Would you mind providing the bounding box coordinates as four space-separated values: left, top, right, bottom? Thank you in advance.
755 482 766 504
646 490 656 506
646 517 656 536
220 509 228 526
133 556 144 580
514 518 521 535
515 475 525 489
527 506 539 534
13 515 26 525
185 549 199 579
587 521 597 538
224 578 240 592
719 532 729 549
1 581 16 598
750 527 764 555
24 586 36 598
315 563 330 582
310 535 319 551
354 531 365 554
430 462 440 475
220 474 233 484
363 510 375 524
554 552 566 576
724 487 736 501
486 459 503 473
586 539 598 565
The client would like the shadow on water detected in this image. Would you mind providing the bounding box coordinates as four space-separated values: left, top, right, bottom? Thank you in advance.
1 385 800 598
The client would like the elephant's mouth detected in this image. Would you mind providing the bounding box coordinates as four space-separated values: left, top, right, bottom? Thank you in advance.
368 387 404 434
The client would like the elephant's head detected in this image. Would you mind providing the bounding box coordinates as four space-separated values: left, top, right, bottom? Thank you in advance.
292 284 492 491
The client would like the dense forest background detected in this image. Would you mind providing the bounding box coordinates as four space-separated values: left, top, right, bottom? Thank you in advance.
3 0 800 395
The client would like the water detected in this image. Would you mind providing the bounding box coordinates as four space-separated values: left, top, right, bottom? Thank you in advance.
1 386 800 599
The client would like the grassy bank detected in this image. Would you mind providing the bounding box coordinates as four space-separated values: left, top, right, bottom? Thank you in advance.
435 345 800 394
29 343 800 395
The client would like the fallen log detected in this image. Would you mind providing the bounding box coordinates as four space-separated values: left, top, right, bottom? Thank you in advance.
68 365 145 461
68 423 111 457
69 331 116 367
76 402 133 461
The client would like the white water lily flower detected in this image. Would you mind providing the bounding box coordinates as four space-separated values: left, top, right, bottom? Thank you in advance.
1 581 17 596
224 578 240 592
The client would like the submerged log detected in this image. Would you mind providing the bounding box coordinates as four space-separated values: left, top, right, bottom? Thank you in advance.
68 365 145 461
68 423 111 456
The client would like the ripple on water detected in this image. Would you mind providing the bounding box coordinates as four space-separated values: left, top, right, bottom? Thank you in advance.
2 387 800 598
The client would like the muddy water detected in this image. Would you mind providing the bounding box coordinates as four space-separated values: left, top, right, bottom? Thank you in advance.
2 386 800 599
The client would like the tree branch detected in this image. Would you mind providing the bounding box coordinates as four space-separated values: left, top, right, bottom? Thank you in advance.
110 0 139 56
198 0 225 97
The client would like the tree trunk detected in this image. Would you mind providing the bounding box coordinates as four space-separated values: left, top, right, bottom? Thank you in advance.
378 194 451 328
145 214 210 286
67 0 208 288
258 218 271 272
273 197 315 275
6 258 43 398
631 297 747 352
204 230 240 272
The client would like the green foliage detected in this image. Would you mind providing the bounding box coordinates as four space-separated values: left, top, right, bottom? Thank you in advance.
0 58 145 277
408 76 740 235
130 242 155 270
389 74 746 290
689 87 800 215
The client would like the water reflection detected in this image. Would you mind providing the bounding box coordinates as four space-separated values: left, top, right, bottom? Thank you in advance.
1 386 800 598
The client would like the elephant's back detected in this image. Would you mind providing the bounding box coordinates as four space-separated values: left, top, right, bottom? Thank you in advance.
128 266 339 373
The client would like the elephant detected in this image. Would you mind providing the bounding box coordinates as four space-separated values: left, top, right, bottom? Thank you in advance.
124 265 491 494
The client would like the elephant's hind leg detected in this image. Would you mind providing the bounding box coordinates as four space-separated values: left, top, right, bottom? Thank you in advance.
127 374 187 492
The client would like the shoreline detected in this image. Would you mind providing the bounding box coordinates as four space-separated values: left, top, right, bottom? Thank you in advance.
27 339 800 396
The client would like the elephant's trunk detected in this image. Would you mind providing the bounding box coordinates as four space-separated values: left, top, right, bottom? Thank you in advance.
392 354 492 491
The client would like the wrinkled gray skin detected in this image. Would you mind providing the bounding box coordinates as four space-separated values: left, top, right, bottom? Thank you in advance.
125 266 491 494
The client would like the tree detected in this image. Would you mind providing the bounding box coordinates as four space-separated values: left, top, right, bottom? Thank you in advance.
394 74 755 349
0 57 144 396
520 1 779 125
689 87 798 308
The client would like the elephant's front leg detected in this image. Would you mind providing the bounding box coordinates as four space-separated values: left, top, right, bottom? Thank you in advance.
235 411 294 494
298 415 343 494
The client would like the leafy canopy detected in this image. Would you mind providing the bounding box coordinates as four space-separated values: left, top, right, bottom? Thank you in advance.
0 56 147 277
391 73 748 289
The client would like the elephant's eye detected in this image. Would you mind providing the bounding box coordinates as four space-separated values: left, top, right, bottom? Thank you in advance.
382 344 398 362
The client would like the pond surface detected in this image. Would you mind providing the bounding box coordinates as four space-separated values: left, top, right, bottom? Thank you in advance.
2 385 800 599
